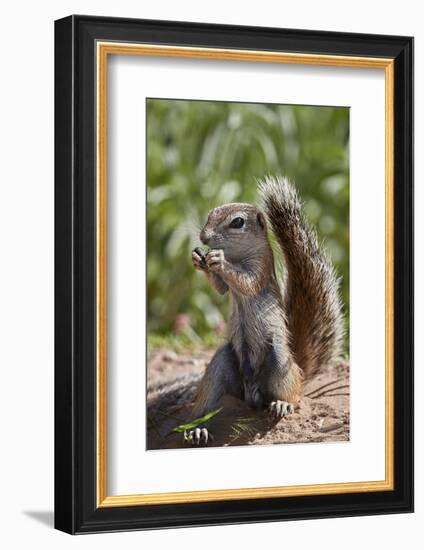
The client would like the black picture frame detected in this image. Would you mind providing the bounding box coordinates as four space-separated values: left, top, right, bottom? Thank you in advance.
55 14 414 534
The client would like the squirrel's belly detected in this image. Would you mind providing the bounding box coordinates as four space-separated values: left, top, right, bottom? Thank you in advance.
228 289 286 373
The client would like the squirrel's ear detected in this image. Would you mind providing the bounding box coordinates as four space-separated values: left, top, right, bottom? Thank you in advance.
257 212 266 231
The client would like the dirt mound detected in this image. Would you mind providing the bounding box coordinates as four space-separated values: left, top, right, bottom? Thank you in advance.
147 349 349 450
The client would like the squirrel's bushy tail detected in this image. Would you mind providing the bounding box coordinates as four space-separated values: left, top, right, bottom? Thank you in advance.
258 175 345 378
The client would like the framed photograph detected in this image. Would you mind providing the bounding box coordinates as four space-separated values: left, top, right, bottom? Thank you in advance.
54 15 413 534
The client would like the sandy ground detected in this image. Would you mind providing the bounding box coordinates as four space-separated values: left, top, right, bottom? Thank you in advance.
147 349 350 450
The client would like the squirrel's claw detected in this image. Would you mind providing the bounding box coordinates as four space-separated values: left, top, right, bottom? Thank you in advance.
192 248 208 271
186 427 209 446
206 249 225 273
268 400 294 419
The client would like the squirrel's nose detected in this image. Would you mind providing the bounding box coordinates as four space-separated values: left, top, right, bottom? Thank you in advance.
200 229 211 245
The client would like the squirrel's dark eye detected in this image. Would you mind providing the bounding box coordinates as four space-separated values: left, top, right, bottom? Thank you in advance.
229 217 244 229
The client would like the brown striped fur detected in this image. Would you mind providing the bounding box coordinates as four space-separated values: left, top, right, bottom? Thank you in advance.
258 176 345 378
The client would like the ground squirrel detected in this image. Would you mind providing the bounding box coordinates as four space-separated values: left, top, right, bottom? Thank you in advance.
189 175 344 445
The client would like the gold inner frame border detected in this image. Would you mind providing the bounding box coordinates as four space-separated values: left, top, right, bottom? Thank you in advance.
96 42 394 508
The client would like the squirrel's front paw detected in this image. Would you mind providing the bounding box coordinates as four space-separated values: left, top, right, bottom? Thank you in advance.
192 247 208 271
206 249 225 273
268 400 294 419
185 427 210 446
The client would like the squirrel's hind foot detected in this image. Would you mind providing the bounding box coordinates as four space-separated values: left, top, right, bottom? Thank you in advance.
268 400 294 419
185 427 210 447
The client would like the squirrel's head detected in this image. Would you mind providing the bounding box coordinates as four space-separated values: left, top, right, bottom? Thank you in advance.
199 203 268 263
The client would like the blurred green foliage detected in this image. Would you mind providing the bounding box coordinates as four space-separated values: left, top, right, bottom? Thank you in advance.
147 99 349 349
